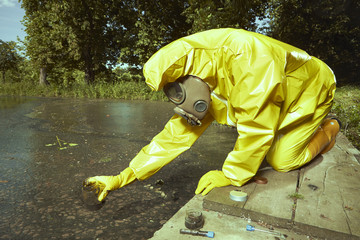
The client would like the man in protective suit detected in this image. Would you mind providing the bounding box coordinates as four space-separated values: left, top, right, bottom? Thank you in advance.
84 28 340 201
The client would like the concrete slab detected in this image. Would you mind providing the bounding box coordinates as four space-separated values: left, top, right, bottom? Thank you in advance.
202 133 360 239
150 195 315 240
203 169 298 228
295 133 360 239
151 133 360 240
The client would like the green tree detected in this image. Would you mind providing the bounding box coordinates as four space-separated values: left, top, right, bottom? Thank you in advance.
19 0 272 85
21 0 124 85
21 0 70 85
60 0 122 84
118 0 191 67
267 0 360 84
183 0 267 34
119 0 268 68
0 40 21 83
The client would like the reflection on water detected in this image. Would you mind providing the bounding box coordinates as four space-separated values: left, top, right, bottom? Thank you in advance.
0 96 36 109
0 96 237 239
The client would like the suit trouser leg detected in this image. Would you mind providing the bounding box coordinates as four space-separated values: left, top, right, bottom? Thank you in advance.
266 103 334 172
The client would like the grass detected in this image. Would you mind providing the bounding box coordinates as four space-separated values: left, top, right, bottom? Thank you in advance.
288 192 305 200
331 85 360 150
0 81 167 101
1 81 359 150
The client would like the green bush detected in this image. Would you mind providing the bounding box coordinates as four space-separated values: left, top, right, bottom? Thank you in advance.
331 85 360 150
0 79 167 101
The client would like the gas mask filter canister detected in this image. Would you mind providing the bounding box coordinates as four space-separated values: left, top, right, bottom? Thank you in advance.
163 76 211 126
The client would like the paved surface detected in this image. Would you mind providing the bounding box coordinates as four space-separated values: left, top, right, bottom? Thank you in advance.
151 195 315 240
0 97 237 240
151 133 360 240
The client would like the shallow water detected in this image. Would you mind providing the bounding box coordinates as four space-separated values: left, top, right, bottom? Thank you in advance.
0 96 237 240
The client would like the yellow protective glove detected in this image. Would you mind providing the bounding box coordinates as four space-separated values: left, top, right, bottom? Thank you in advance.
84 167 136 202
195 170 232 196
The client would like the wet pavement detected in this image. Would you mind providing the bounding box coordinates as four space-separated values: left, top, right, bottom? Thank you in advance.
0 96 238 240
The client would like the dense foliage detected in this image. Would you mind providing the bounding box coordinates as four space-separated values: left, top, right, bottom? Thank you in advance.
0 0 358 86
120 0 191 67
183 0 266 34
0 40 22 83
267 0 360 84
21 0 126 84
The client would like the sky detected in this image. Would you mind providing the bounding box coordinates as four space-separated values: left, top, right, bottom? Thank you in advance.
0 0 26 42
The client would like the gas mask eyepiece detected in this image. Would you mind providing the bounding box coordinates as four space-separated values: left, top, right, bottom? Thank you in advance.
164 76 211 126
163 82 186 104
194 100 208 112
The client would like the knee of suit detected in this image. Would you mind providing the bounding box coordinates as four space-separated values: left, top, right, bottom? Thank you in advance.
269 161 300 172
267 158 294 172
266 147 312 173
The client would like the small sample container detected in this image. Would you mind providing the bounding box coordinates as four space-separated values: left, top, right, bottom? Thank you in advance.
185 209 204 229
229 190 248 202
81 185 105 211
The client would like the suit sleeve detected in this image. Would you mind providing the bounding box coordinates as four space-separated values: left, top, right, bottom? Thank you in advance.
129 113 214 180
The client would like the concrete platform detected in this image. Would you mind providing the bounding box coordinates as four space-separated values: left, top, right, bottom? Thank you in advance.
151 133 360 240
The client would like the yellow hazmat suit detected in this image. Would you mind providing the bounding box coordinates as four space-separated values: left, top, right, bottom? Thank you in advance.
85 28 337 201
129 28 336 187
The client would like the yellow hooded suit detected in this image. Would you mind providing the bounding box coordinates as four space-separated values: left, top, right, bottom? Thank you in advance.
129 28 336 187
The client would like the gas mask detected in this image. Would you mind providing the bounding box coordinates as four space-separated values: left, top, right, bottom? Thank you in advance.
163 76 211 126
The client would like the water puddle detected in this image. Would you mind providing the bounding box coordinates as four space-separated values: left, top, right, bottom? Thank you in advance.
0 96 237 239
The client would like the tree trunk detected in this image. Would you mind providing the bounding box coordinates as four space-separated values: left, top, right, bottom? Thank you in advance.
83 46 94 84
81 0 95 85
39 67 49 85
84 61 94 84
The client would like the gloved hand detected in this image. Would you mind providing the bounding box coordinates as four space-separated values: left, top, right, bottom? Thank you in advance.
195 170 232 196
83 167 136 202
